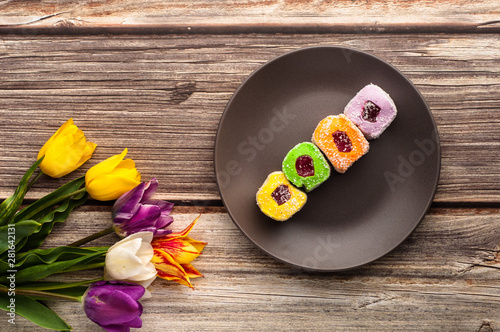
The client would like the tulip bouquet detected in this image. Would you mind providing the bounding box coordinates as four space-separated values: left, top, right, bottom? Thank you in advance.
0 119 206 331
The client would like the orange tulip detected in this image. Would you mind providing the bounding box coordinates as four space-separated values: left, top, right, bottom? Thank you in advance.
150 215 206 288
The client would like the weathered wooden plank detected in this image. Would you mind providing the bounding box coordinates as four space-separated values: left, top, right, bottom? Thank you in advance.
2 207 499 331
0 34 499 203
0 0 499 30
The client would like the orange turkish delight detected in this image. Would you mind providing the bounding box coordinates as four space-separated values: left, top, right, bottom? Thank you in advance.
312 114 369 173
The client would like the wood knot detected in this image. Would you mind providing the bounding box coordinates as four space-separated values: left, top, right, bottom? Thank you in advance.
171 82 196 104
478 321 494 332
54 18 83 28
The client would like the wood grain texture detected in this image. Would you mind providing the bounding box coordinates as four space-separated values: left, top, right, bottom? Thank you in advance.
1 4 499 332
1 207 499 331
0 0 499 31
1 34 499 203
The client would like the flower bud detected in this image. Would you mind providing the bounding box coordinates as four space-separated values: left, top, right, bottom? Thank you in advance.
38 118 96 178
85 148 141 201
83 280 144 332
112 178 174 238
104 232 157 298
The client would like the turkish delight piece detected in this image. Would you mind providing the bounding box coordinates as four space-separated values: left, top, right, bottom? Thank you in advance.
282 142 331 192
256 171 307 221
312 114 369 173
343 84 397 139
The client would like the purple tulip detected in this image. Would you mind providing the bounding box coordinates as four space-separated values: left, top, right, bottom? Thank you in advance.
112 178 174 238
83 281 145 332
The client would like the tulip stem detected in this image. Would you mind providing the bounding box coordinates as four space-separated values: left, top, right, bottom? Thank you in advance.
62 262 106 273
68 226 114 247
56 187 87 202
26 170 43 191
18 277 104 291
0 286 82 302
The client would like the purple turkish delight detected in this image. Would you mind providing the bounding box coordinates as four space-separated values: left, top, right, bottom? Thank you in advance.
343 84 397 139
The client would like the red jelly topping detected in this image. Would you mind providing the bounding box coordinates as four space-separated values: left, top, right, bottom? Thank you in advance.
271 184 291 206
295 155 315 177
332 130 353 153
362 100 381 122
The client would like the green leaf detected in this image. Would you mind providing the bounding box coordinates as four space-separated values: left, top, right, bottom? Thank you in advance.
15 246 108 269
0 259 8 271
0 158 44 226
0 221 42 255
16 192 89 252
13 176 85 223
0 292 72 331
1 250 106 284
13 237 28 254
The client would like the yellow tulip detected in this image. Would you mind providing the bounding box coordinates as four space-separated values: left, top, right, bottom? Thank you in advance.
37 118 97 178
85 148 141 201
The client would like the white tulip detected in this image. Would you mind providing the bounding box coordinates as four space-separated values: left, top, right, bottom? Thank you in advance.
104 231 157 298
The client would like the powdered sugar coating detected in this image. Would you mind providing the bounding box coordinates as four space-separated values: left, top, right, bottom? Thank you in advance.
256 171 307 222
282 142 331 192
312 114 369 173
343 84 397 140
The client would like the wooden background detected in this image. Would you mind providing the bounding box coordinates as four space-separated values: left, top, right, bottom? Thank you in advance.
0 1 499 331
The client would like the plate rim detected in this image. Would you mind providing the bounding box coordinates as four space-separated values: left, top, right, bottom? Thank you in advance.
214 45 441 271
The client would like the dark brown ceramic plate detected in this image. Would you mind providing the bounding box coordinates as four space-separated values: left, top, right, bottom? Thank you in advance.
214 46 440 271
